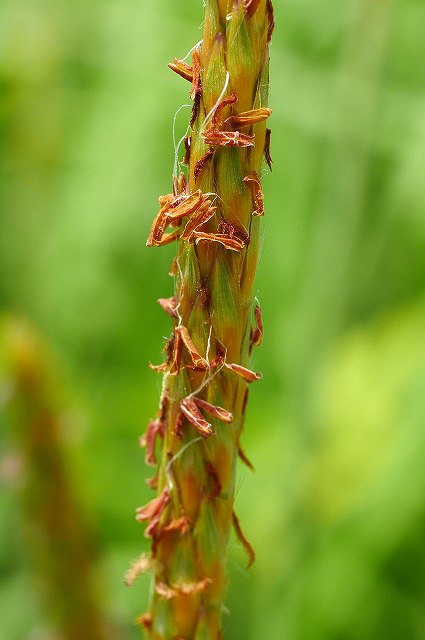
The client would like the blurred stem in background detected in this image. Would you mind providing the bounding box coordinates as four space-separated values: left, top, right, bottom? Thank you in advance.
2 318 112 640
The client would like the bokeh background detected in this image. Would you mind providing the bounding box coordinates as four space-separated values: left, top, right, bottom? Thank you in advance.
1 0 425 638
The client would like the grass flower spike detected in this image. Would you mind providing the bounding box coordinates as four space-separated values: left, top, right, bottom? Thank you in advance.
137 1 274 637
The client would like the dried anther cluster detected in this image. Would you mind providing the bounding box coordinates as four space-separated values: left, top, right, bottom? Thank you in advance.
134 2 274 638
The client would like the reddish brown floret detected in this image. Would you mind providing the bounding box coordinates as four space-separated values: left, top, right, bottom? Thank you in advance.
156 229 180 246
136 613 153 630
169 328 183 376
157 296 178 319
244 172 265 217
140 418 166 467
209 339 226 369
225 362 262 382
164 190 206 222
136 487 171 537
182 203 217 241
250 303 264 347
190 48 201 100
161 515 192 535
192 231 246 251
224 107 272 129
211 92 238 130
202 129 255 148
176 325 208 369
193 397 233 423
146 209 169 247
168 58 193 83
180 397 214 437
173 171 188 196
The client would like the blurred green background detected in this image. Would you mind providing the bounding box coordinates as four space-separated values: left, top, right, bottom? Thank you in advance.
1 0 425 638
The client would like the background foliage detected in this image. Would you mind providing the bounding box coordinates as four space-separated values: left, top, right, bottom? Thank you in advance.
1 0 424 638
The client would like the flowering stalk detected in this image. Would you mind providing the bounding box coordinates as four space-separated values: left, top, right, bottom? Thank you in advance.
137 1 273 637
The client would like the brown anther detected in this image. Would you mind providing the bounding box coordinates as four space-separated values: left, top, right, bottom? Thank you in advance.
224 107 272 130
244 172 264 217
184 364 211 373
202 129 255 148
238 445 255 471
193 397 233 423
190 48 201 100
136 487 170 537
225 362 262 382
211 92 238 130
218 220 250 244
156 229 180 246
266 0 275 44
150 335 175 373
176 325 208 368
250 303 264 347
146 209 169 247
243 0 261 18
209 339 226 369
194 148 214 182
164 190 205 222
232 511 256 568
157 296 178 318
183 136 191 166
165 336 175 369
147 195 185 246
193 231 246 252
162 515 192 535
180 397 214 437
206 462 222 500
264 128 273 171
169 328 183 376
182 203 217 242
137 613 153 630
173 171 187 196
159 193 175 207
163 192 185 211
168 58 193 83
141 417 166 467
